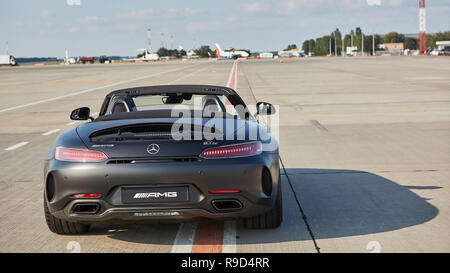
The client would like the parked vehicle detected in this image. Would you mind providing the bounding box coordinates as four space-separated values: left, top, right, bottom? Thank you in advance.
99 55 111 64
43 85 282 234
0 55 18 66
80 57 95 64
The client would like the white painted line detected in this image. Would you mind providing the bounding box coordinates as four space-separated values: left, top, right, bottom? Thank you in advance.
5 142 29 151
42 129 60 136
226 61 237 88
0 63 205 114
171 62 238 253
171 222 198 253
234 62 238 90
222 221 237 253
222 62 238 253
66 121 78 126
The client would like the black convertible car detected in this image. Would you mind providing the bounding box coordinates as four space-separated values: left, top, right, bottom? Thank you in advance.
44 85 281 234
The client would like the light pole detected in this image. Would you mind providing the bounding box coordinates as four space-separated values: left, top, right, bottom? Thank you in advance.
372 34 375 56
329 36 332 56
362 33 364 56
334 32 337 56
147 28 151 53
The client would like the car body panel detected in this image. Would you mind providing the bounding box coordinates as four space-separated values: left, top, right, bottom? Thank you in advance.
44 85 280 224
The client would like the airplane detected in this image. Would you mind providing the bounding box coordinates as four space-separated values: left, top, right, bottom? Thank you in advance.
186 50 199 59
215 43 250 60
64 50 77 64
278 48 305 58
136 49 159 61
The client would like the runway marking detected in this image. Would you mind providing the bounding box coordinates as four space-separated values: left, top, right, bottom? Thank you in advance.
222 220 237 253
190 61 239 253
5 142 29 151
171 222 198 253
0 63 205 114
42 129 60 136
227 61 238 88
192 221 224 253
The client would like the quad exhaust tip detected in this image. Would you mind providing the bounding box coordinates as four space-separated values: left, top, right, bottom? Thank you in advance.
211 199 243 212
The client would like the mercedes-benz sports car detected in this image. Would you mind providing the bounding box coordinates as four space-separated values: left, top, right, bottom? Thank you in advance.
44 85 281 234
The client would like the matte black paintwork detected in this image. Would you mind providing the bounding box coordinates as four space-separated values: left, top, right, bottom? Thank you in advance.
44 85 280 224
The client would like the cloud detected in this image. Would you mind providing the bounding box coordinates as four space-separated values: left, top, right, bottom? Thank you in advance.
113 23 138 32
79 15 103 24
242 2 271 14
366 0 381 6
114 9 156 20
41 9 51 19
68 26 80 33
183 8 199 17
384 0 406 7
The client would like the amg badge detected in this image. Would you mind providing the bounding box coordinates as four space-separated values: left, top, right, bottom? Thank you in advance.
133 192 178 199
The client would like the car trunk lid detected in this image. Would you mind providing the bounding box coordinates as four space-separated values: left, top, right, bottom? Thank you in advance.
76 118 247 159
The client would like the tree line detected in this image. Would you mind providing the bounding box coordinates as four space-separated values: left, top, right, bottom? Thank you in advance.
156 45 217 58
302 28 450 56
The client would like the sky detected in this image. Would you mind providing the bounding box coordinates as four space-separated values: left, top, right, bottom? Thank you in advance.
0 0 449 57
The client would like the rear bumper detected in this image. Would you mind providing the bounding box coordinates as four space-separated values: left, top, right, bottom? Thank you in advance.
45 153 280 223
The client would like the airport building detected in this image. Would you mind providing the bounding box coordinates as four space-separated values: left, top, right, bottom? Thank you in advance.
378 43 404 52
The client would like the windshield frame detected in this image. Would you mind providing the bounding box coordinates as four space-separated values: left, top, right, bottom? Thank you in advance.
98 85 251 120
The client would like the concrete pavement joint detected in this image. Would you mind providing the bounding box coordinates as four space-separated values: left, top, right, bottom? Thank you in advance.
279 156 321 253
240 63 321 252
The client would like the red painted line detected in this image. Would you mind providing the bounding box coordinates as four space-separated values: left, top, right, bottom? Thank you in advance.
192 221 224 253
191 61 238 253
225 61 237 113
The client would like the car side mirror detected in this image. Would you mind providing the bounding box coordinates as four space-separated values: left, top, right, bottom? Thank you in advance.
70 107 93 121
256 102 276 116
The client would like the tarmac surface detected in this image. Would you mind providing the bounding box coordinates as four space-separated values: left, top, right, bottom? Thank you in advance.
0 56 448 253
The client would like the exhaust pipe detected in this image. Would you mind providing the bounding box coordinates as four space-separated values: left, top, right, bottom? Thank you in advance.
72 203 100 214
211 199 243 212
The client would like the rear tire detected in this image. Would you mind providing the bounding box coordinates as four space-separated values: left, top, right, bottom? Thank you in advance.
244 176 283 229
44 198 90 234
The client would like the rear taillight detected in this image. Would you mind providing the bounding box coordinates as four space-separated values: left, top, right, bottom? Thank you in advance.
55 147 108 162
71 193 102 198
209 190 241 194
200 142 262 159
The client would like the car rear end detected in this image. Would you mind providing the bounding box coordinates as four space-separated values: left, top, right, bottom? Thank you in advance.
44 119 280 225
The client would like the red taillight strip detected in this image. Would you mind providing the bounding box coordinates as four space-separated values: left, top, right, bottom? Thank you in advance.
200 142 262 159
209 190 241 194
71 194 102 198
55 147 108 162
